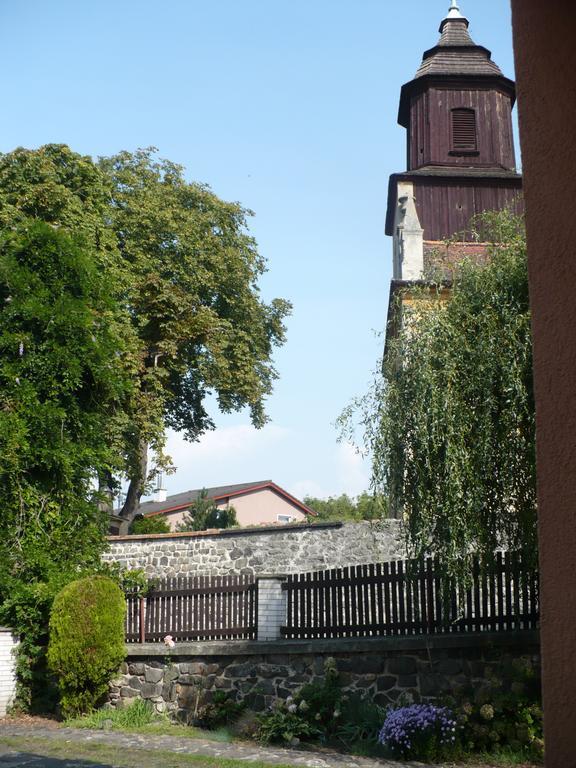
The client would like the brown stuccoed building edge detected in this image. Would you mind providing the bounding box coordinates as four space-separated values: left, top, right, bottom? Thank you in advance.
510 3 576 766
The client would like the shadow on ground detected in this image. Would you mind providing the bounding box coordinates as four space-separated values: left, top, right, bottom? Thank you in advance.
0 753 114 768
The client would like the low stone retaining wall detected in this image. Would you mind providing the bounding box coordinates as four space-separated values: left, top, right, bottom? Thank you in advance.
0 628 18 717
103 520 404 578
111 631 539 718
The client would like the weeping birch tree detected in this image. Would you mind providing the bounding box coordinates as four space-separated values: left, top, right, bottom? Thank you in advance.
340 212 536 584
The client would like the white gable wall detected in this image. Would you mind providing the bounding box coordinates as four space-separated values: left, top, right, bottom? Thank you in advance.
0 629 18 717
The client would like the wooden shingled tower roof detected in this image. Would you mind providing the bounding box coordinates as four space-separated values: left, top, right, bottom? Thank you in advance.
415 3 503 79
398 1 514 127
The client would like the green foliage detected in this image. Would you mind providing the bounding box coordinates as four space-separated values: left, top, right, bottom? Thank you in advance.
0 143 289 709
0 145 290 521
66 699 161 730
256 658 341 746
0 220 135 711
102 564 153 599
0 221 133 563
452 658 543 761
256 704 322 746
334 694 387 751
98 148 291 517
195 691 245 730
340 211 535 584
176 490 238 532
303 492 386 522
130 516 171 535
294 657 342 737
47 575 126 717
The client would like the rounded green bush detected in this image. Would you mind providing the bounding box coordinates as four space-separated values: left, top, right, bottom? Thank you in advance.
129 515 170 535
47 575 126 717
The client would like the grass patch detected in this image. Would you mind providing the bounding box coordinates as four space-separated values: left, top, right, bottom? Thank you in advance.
65 699 232 741
66 699 160 729
0 736 295 768
464 747 542 767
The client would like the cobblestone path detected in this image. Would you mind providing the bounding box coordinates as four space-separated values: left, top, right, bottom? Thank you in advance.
0 722 428 768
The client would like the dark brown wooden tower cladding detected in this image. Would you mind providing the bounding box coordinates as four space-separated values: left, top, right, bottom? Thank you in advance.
386 1 522 263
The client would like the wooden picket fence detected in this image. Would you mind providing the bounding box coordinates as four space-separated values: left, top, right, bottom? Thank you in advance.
280 552 539 640
125 575 257 643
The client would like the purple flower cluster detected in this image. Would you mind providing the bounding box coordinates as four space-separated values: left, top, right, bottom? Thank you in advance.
378 703 457 757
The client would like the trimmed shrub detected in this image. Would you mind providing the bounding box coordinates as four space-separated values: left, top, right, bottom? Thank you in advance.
47 575 126 717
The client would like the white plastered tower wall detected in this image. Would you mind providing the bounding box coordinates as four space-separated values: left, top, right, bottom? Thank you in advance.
0 629 18 717
392 180 424 280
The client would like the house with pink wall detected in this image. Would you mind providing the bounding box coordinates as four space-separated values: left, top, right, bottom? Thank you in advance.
136 480 316 531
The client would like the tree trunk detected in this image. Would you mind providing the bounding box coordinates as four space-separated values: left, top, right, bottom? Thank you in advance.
119 437 148 532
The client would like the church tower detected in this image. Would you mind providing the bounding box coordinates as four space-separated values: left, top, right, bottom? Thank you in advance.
385 1 522 282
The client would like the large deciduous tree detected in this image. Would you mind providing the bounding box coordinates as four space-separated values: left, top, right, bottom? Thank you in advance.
99 149 290 521
0 144 291 527
340 213 536 584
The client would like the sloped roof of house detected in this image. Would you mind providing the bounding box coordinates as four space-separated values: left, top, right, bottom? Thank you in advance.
138 480 317 518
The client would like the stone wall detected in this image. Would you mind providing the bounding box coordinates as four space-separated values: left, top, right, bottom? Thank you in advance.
0 629 18 717
103 521 404 578
111 632 539 718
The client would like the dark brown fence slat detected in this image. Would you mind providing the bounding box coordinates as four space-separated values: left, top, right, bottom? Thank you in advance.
278 553 539 641
125 574 257 644
126 554 539 644
391 561 400 636
396 560 406 636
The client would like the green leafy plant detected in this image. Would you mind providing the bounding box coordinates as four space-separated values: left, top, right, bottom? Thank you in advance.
195 691 245 729
129 516 171 535
293 657 342 738
255 657 342 746
256 701 322 746
334 694 387 750
456 673 543 759
176 491 238 532
47 575 126 717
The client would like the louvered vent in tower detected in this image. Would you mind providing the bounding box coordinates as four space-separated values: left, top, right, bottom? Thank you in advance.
451 108 477 151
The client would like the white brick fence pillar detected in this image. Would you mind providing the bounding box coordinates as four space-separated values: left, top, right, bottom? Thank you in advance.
257 576 287 641
0 628 18 717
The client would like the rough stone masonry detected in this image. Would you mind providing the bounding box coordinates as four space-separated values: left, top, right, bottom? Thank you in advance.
103 521 405 578
110 633 540 717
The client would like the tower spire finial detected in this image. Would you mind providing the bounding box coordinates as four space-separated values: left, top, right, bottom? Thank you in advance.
446 0 464 19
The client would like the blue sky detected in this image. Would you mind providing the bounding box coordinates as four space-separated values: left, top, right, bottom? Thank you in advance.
0 1 517 501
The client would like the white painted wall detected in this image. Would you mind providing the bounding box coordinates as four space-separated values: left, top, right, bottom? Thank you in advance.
257 577 287 641
0 629 18 717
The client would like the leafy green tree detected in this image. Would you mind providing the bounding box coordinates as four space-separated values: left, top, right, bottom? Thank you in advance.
129 515 171 535
0 145 291 525
340 212 535 584
99 149 290 522
176 490 238 532
0 220 135 710
0 144 289 705
0 221 134 572
303 492 386 522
